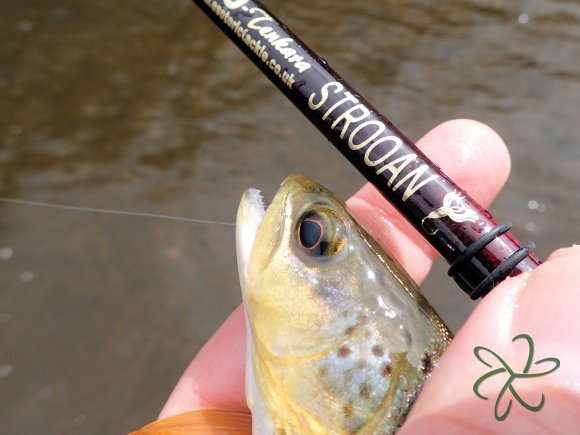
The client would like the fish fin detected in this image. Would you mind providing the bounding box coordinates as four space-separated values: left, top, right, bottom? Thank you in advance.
129 408 252 435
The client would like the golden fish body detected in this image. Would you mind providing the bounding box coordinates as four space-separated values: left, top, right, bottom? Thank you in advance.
236 175 452 434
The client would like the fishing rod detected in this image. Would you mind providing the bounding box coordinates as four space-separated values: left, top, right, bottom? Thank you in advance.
191 0 540 299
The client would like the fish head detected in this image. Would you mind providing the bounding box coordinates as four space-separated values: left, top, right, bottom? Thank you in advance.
238 174 364 357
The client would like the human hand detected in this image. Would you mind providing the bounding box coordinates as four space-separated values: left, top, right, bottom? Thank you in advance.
158 119 580 433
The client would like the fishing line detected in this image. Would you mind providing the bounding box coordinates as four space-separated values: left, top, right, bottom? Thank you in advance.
0 197 235 226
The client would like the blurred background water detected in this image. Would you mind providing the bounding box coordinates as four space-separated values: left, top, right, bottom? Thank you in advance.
0 0 578 433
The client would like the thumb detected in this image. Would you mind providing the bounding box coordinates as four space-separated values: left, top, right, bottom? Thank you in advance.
400 246 580 434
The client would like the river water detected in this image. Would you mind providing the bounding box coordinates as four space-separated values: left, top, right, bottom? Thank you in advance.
1 0 578 433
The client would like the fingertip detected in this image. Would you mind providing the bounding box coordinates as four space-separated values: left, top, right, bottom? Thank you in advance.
546 245 580 262
420 119 511 204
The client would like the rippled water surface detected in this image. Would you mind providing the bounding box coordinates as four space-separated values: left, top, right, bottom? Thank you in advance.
1 0 579 433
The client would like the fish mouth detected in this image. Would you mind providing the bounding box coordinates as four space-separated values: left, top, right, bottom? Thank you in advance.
236 188 269 298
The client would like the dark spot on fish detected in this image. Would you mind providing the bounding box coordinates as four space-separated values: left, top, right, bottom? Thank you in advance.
337 345 351 357
422 354 432 374
371 345 384 357
357 360 367 369
382 364 391 377
343 403 354 418
359 382 370 398
344 325 355 335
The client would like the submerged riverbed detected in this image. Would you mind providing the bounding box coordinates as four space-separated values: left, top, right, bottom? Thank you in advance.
1 0 579 433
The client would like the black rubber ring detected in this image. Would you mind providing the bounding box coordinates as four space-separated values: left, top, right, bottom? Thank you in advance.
452 273 473 294
469 241 536 300
448 221 513 278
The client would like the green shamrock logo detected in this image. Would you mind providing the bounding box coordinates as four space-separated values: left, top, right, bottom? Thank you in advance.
473 333 560 421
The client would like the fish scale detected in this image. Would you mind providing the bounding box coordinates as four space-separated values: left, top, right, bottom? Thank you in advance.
315 330 394 432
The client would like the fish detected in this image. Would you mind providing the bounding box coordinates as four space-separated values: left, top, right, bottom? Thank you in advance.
237 175 452 434
130 174 452 434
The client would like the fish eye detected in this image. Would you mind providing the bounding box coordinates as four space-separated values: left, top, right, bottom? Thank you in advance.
297 207 347 257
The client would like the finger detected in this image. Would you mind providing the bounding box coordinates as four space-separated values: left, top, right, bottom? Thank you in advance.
546 244 580 262
347 119 511 284
158 305 247 419
399 248 580 433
